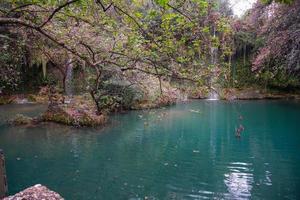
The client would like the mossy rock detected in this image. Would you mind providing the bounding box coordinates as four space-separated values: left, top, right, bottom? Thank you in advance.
0 96 14 105
77 112 107 127
42 105 107 127
9 114 35 125
131 95 175 110
188 87 209 99
27 94 37 102
42 109 73 125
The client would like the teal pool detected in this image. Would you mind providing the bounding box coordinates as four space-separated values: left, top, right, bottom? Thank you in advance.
0 100 300 199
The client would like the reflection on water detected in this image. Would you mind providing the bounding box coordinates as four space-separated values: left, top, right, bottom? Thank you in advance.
264 170 272 186
224 162 254 199
0 100 300 199
0 104 47 125
70 135 80 158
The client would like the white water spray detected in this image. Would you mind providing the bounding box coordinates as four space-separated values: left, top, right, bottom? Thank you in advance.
208 89 219 101
65 58 74 97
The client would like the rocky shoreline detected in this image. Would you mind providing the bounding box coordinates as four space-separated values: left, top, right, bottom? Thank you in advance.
220 88 300 100
3 87 300 127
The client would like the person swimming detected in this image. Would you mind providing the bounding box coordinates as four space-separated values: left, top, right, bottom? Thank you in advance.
239 124 245 131
235 124 245 138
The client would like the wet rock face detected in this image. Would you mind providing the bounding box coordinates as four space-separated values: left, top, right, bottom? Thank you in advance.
3 184 64 200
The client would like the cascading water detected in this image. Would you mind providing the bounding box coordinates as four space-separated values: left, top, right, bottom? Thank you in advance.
208 27 219 101
65 59 73 97
208 88 219 101
64 58 74 104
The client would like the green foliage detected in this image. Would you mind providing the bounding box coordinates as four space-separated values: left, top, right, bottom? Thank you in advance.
0 33 24 93
2 0 299 109
0 1 247 94
258 69 299 88
261 0 294 5
154 0 170 7
231 59 257 88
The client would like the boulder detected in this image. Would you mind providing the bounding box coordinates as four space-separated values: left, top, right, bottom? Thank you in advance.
3 184 64 200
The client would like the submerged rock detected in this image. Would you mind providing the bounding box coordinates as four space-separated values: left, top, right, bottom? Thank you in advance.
10 114 32 125
9 114 41 126
3 184 64 200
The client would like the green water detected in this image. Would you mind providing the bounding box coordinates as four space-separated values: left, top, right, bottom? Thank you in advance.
0 100 300 199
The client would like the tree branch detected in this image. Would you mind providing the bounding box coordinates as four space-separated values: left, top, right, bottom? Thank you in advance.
39 0 79 28
7 3 34 15
166 3 192 22
79 41 96 62
0 17 97 66
95 0 113 12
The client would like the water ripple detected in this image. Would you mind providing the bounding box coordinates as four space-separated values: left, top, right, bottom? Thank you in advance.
224 162 254 199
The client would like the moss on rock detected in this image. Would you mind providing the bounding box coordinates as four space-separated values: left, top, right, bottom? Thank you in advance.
0 96 14 105
10 114 33 125
220 88 300 100
131 95 176 110
9 114 42 126
42 105 107 127
27 94 48 103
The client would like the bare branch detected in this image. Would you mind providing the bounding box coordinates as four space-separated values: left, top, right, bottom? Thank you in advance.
39 0 79 28
79 41 96 62
7 3 34 15
0 17 95 67
166 3 192 21
95 0 113 12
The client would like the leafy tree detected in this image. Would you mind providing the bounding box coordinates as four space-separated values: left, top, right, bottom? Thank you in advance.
0 0 235 95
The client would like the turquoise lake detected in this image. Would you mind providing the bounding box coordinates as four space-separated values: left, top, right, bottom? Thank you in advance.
0 100 300 199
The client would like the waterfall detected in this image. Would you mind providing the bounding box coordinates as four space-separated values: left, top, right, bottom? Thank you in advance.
65 58 74 97
210 27 218 66
208 88 219 101
208 26 219 101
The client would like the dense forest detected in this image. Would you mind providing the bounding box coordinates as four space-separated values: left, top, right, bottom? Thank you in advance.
0 0 299 124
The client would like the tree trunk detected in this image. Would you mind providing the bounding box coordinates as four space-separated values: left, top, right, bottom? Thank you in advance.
0 149 8 198
90 90 101 115
243 44 246 67
62 75 66 93
229 54 232 86
158 77 163 96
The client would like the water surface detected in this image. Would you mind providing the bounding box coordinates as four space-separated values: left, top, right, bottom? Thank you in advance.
0 100 299 199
